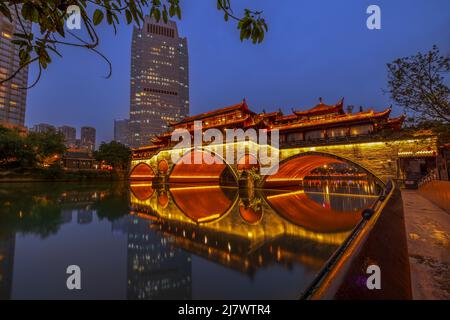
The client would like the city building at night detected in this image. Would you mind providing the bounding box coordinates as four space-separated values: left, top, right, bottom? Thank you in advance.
129 16 189 148
80 126 96 151
58 125 77 148
30 123 56 133
114 118 130 146
0 5 31 127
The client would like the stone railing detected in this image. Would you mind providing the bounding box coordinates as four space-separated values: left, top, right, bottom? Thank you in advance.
301 180 412 300
418 169 439 188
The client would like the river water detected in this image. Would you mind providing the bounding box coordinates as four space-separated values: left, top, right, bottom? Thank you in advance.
0 180 380 299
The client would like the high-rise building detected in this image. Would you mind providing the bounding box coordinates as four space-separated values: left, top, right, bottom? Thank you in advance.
0 6 32 127
31 123 55 133
58 125 76 148
80 126 96 151
129 16 189 147
114 119 130 146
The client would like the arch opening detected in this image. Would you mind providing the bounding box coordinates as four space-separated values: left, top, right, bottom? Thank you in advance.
264 152 382 189
169 149 237 185
130 162 156 180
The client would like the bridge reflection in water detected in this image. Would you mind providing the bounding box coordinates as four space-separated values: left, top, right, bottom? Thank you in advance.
129 179 380 279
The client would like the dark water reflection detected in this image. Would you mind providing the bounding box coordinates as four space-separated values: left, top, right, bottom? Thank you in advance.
0 180 379 299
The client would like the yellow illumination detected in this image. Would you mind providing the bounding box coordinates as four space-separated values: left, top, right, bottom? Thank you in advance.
266 190 305 199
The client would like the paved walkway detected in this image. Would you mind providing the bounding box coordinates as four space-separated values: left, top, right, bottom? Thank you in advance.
402 189 450 300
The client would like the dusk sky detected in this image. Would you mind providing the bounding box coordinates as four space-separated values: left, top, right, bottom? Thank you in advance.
25 0 450 145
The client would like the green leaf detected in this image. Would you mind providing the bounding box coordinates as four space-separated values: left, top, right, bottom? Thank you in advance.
93 9 104 26
162 8 168 23
0 3 12 21
11 40 28 47
125 10 132 24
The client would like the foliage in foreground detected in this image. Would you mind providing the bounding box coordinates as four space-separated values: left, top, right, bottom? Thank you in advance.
387 45 449 124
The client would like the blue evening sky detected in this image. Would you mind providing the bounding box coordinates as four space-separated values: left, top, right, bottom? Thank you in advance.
25 0 450 145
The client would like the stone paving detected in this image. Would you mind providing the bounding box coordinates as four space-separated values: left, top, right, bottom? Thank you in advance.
402 187 450 300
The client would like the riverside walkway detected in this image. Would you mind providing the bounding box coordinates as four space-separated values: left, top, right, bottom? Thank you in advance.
402 181 450 300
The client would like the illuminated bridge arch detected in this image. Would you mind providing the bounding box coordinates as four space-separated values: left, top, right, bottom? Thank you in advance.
168 148 238 184
169 185 238 223
264 151 383 188
129 162 156 180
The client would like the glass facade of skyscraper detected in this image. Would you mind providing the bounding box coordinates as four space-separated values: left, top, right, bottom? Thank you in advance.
129 16 189 148
0 6 31 127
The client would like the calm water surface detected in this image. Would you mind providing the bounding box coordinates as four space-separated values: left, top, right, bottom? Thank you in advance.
0 180 380 299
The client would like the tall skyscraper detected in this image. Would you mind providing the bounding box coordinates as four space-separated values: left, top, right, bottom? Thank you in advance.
80 126 96 151
129 16 189 148
0 6 32 127
114 119 130 146
58 125 76 148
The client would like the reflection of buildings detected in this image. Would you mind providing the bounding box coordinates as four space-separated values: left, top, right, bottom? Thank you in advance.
112 216 129 235
61 209 73 224
77 209 94 225
0 235 15 300
127 215 191 299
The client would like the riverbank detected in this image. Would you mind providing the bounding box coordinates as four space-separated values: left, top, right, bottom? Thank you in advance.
401 186 450 300
0 168 128 183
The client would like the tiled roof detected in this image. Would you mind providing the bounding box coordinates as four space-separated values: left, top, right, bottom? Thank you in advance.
169 100 253 126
